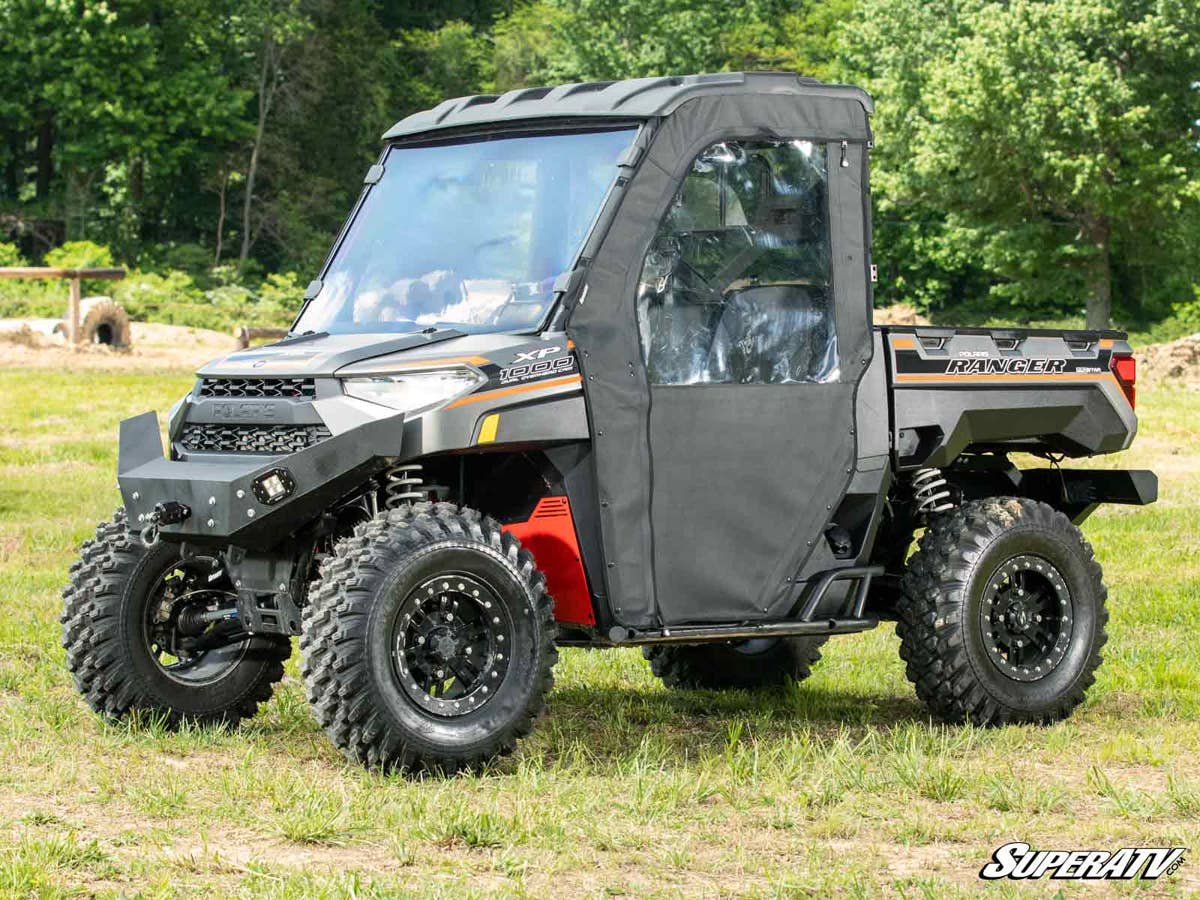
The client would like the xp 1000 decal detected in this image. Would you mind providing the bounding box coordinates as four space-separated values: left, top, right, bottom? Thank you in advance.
497 350 576 386
442 345 582 410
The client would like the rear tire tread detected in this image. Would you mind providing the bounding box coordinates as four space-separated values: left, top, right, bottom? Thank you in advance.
896 497 1107 726
643 636 827 690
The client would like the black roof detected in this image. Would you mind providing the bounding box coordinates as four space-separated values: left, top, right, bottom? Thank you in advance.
382 71 874 141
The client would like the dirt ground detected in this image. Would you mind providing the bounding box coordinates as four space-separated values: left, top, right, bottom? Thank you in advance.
0 319 238 371
0 304 941 373
1138 332 1200 385
872 302 931 327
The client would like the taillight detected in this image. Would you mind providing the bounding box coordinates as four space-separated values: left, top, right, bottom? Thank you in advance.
1110 353 1136 409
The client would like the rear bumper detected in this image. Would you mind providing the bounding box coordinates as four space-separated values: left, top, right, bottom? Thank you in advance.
118 409 406 551
1019 468 1157 522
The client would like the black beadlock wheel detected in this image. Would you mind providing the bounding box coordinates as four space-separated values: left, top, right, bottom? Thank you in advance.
300 502 557 773
61 510 290 727
897 497 1108 726
391 572 514 717
642 636 828 690
979 554 1074 682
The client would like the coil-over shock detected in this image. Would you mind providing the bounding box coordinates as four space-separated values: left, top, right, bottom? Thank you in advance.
911 467 955 516
385 463 425 508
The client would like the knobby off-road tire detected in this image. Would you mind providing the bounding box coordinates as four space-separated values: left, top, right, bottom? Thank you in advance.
300 503 557 773
643 636 828 690
61 510 290 727
897 497 1108 726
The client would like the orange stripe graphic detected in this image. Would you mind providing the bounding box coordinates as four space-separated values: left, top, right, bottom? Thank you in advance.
447 374 582 408
386 355 490 369
895 373 1116 385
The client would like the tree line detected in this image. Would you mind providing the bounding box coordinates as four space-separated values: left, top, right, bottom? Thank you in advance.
1 0 1197 330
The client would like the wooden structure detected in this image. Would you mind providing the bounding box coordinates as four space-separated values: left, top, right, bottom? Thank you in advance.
235 325 289 348
0 266 126 344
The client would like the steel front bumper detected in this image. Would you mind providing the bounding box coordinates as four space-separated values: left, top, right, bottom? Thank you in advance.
117 408 406 550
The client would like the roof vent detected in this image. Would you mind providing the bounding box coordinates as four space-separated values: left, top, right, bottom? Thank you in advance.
514 86 553 102
563 81 616 96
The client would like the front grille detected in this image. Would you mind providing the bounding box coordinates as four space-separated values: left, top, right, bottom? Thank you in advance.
179 423 331 454
198 377 316 400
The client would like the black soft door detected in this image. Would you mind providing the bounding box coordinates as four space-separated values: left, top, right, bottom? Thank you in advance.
639 138 859 624
567 92 874 629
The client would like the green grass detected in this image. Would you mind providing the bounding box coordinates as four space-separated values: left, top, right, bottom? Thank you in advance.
0 367 1198 897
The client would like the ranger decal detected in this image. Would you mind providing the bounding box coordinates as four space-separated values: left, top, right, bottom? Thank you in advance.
946 358 1068 376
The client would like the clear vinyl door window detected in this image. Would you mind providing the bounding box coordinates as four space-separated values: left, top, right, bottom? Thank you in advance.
636 139 837 385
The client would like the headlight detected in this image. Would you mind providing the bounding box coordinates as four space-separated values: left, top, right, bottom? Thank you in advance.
341 367 486 415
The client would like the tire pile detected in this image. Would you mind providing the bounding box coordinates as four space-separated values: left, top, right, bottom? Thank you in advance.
76 296 132 349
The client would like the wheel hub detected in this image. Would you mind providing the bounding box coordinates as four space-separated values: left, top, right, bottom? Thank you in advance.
430 628 459 660
980 554 1073 682
1007 602 1033 632
392 573 513 718
143 556 246 685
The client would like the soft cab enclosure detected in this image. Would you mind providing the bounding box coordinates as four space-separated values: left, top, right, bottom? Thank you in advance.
534 76 880 630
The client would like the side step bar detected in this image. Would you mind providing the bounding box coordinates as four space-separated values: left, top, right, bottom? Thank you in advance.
613 616 878 646
793 564 884 620
609 565 884 646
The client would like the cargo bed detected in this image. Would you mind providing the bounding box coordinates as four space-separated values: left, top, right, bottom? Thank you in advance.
876 325 1138 468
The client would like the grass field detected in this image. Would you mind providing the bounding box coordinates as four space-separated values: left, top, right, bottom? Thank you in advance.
0 365 1197 898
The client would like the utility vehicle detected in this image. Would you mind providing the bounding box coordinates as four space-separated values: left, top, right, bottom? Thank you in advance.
64 73 1157 772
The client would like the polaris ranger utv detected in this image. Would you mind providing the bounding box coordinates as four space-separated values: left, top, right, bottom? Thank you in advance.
64 73 1156 772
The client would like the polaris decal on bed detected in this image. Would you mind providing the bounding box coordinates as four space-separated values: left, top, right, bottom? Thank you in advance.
497 354 576 385
945 358 1068 375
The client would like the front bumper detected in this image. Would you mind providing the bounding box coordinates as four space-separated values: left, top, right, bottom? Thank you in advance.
118 408 406 551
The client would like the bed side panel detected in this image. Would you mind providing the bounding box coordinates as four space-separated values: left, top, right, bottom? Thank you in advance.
885 330 1136 468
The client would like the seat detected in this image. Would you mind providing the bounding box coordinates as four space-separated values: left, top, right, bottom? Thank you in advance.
707 284 836 384
640 287 727 384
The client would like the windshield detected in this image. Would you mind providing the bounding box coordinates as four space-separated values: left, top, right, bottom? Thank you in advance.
294 127 637 335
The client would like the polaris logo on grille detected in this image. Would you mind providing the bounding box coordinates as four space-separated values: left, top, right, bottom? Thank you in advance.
980 842 1186 881
212 402 279 420
947 358 1068 375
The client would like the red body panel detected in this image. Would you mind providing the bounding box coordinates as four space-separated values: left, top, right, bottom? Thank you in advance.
502 496 595 626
